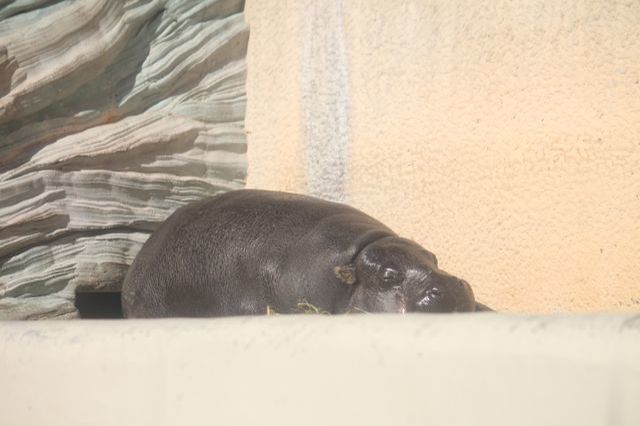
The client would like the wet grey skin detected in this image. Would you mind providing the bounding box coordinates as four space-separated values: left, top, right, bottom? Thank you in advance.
346 236 476 314
122 189 481 318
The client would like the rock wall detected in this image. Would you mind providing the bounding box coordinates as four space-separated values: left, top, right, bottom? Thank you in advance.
0 0 249 319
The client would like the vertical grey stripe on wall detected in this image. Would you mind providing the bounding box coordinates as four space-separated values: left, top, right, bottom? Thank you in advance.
301 0 351 203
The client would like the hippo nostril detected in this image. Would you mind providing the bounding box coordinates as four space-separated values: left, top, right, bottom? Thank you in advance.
426 288 442 299
416 287 443 308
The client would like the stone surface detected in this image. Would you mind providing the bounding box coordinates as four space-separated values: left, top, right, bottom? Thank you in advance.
0 0 248 319
1 314 639 425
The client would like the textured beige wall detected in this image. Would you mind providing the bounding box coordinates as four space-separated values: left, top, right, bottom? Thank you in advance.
244 1 307 191
245 1 640 313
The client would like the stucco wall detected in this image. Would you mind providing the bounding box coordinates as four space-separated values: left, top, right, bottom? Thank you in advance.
245 1 640 313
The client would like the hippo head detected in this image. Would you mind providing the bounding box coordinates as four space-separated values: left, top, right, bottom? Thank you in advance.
336 237 475 313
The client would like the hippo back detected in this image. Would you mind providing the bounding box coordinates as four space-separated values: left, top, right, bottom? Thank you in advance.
122 190 396 317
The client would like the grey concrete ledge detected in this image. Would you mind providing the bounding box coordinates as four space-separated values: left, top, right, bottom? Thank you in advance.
1 314 640 426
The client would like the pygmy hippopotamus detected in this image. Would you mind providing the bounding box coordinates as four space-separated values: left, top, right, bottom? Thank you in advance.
122 190 482 317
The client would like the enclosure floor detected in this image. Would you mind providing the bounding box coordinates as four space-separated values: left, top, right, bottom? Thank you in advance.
1 314 639 426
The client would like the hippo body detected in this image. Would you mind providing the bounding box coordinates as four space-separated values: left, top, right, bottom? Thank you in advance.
122 190 478 318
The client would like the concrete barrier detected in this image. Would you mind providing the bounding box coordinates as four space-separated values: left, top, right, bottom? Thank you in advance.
2 314 639 425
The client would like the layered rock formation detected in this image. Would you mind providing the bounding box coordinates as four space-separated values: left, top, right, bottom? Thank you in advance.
0 0 248 319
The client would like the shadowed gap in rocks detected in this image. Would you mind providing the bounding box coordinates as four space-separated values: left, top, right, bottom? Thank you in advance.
74 290 123 319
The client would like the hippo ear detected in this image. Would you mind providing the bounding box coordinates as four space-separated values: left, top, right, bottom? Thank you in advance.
424 250 438 266
334 265 356 285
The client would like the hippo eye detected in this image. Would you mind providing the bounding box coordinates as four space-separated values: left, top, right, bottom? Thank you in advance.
382 267 399 283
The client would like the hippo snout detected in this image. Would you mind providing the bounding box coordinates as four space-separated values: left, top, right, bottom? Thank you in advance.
410 277 475 313
416 287 443 307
